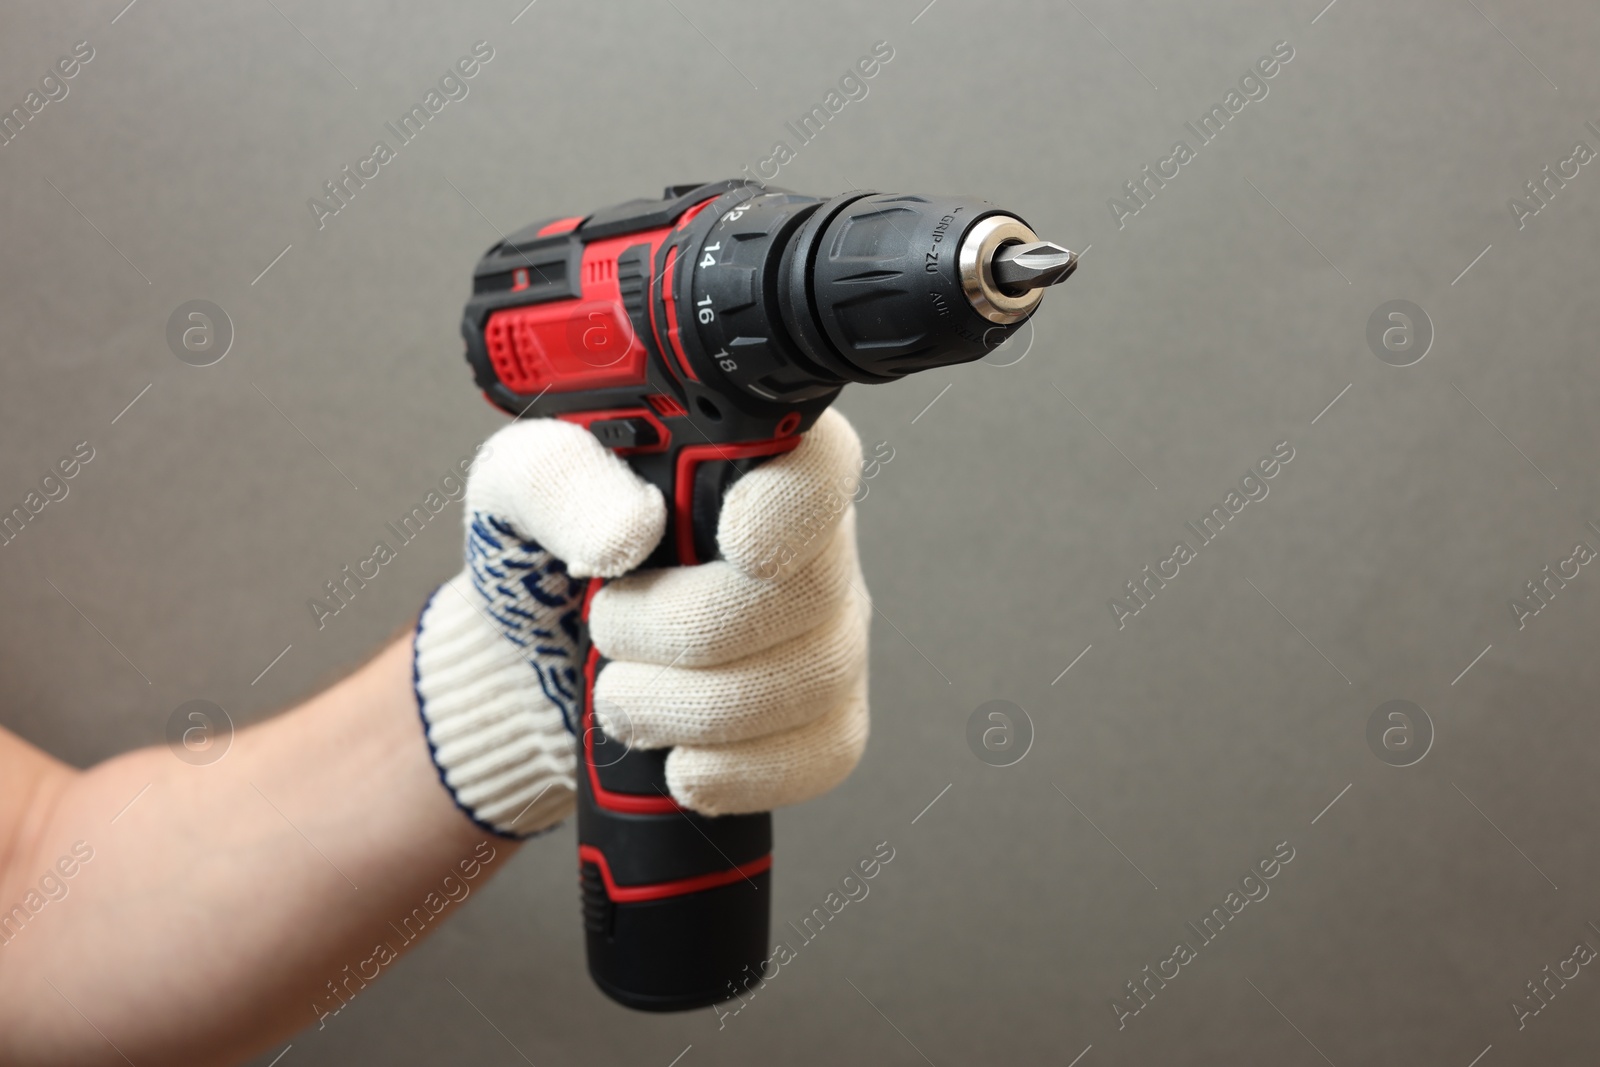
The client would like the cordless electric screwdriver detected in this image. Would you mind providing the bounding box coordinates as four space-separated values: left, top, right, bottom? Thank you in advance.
458 179 1075 1012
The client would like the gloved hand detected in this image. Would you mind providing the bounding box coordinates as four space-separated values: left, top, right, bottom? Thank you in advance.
412 410 871 838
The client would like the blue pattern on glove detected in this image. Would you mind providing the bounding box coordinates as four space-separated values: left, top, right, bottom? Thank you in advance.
466 512 586 732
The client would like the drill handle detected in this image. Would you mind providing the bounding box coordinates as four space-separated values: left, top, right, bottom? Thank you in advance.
574 452 776 1012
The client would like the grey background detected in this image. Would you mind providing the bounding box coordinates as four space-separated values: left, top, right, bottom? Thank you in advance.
3 0 1598 1063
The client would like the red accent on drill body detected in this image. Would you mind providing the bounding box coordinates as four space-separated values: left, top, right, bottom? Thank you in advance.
536 215 585 236
579 844 772 902
658 246 699 383
672 438 800 566
483 227 676 395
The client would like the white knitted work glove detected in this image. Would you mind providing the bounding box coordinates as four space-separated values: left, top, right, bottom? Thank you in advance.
413 409 871 836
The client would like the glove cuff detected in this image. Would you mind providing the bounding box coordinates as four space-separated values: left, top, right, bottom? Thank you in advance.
413 574 575 838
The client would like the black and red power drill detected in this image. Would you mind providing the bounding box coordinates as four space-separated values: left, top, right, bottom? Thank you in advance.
459 180 1075 1011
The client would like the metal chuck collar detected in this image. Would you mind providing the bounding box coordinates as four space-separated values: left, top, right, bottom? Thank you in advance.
959 216 1079 325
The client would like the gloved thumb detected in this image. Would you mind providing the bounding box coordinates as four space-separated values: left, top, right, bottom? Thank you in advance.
465 418 666 577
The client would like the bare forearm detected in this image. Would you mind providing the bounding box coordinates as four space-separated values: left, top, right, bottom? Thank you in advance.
0 636 519 1067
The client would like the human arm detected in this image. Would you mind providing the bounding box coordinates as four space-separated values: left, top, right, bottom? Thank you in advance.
0 635 514 1066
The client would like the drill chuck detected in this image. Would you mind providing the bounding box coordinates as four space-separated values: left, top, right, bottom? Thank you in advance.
691 188 1074 395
